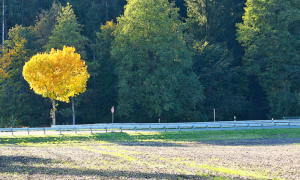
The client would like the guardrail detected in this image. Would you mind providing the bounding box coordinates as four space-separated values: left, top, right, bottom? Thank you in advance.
0 119 300 135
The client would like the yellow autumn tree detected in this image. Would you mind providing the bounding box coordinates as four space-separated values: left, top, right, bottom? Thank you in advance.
0 51 12 81
22 46 90 125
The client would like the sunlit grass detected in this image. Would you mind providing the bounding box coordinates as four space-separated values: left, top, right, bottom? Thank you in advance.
192 163 273 179
0 128 299 145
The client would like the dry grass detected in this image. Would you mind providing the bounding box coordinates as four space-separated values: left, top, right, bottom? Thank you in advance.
0 130 300 179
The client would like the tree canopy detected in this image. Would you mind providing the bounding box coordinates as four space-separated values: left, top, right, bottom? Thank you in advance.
23 46 89 103
22 46 89 124
112 0 203 122
237 0 300 118
45 3 87 57
0 0 299 127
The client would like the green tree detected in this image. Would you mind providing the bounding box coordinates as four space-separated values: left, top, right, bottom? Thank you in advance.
79 21 117 123
2 0 53 32
237 0 300 118
45 2 87 57
0 25 49 127
185 0 245 49
33 2 62 50
73 0 125 39
112 0 204 122
192 42 249 120
185 0 249 120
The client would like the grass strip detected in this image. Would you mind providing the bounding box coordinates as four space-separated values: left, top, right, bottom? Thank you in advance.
0 128 299 145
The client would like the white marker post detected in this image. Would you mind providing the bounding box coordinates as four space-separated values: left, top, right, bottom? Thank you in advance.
213 108 216 123
111 106 115 124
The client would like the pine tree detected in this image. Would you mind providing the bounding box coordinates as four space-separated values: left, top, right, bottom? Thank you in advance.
45 2 87 57
34 2 62 50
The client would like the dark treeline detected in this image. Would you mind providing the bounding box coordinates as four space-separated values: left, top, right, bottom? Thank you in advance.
0 0 299 127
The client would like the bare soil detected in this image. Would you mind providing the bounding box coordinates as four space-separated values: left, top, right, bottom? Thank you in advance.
0 138 299 179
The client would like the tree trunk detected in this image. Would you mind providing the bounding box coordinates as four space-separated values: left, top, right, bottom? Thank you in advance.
72 98 75 125
21 0 24 25
105 0 108 21
51 100 56 125
2 0 5 46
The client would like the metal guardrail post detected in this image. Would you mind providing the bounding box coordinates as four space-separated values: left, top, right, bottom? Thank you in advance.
120 127 122 132
105 127 107 133
27 128 30 135
164 126 166 132
90 128 93 134
11 128 13 135
43 128 46 135
59 129 62 135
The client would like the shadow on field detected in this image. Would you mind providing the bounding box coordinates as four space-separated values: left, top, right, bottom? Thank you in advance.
0 155 54 165
0 155 221 179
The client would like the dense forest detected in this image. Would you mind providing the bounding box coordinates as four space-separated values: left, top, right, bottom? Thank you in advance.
0 0 299 127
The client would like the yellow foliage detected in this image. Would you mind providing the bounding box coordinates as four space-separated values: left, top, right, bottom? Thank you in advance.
22 46 90 103
0 53 11 79
100 20 115 31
